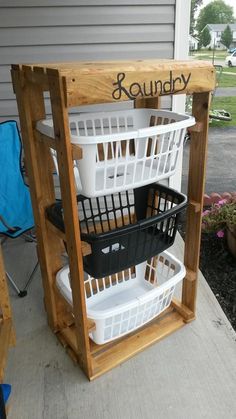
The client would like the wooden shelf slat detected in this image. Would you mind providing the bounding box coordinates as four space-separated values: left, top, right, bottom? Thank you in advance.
90 307 185 380
55 307 189 380
57 320 96 355
46 220 92 256
35 130 83 160
171 298 195 323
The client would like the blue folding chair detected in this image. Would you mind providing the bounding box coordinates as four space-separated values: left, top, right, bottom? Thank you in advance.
0 384 11 419
0 120 38 297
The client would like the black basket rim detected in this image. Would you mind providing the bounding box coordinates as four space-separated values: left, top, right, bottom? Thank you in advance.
46 183 187 242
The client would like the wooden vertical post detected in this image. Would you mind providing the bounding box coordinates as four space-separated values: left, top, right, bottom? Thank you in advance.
0 247 12 322
182 91 211 313
47 69 92 378
11 67 64 331
134 97 161 109
0 245 15 382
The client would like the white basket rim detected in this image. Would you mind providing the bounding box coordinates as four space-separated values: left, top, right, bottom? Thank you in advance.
36 109 195 145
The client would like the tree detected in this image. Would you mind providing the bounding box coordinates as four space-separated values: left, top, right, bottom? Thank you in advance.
220 25 233 49
190 0 203 35
196 0 234 35
199 26 211 48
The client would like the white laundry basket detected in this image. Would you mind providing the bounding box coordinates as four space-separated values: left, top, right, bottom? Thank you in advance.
56 251 185 345
37 109 195 197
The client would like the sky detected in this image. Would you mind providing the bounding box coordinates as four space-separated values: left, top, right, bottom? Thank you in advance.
199 0 236 17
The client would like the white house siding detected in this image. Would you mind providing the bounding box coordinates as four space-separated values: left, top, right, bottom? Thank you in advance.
0 0 178 122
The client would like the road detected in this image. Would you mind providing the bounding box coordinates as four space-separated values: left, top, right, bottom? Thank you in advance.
182 126 236 195
215 87 236 96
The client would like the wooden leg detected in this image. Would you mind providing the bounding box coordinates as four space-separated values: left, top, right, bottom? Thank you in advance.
0 245 15 382
11 68 64 331
47 69 92 377
182 92 211 313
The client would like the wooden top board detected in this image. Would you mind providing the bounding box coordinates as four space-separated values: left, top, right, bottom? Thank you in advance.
12 59 216 107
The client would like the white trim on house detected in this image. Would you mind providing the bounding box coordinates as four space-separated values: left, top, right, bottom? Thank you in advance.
171 0 191 191
189 34 199 51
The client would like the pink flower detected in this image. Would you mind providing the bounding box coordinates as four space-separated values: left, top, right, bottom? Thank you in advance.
216 230 224 238
202 210 210 216
218 199 228 206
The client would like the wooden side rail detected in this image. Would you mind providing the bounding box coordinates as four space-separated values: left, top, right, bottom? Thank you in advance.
46 220 92 257
0 245 15 382
35 130 83 160
0 319 12 381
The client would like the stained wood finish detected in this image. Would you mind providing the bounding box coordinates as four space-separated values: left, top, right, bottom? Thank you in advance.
11 68 66 331
0 246 12 322
0 319 12 382
36 130 83 160
90 307 185 380
62 60 214 107
171 298 195 323
13 60 215 106
11 59 213 380
182 92 211 313
0 245 15 382
56 306 185 380
46 220 92 257
47 69 92 377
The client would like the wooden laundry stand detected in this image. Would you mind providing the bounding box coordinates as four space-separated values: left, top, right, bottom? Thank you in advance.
11 59 215 380
0 245 15 383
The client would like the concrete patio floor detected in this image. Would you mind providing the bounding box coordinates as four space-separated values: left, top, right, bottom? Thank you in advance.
2 231 236 419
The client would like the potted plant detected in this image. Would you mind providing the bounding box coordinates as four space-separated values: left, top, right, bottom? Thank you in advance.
202 197 236 258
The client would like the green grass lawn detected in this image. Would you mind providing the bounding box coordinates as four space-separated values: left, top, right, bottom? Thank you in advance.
188 51 236 125
210 96 236 127
191 50 227 61
222 67 236 73
216 71 236 87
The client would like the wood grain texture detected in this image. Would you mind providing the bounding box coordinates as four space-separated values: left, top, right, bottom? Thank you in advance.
0 246 12 321
90 307 185 380
182 91 211 313
18 60 215 105
36 130 83 160
11 68 64 331
171 298 195 323
0 319 12 382
47 70 92 378
0 245 15 382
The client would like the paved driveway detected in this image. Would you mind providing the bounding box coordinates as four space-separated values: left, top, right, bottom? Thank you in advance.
182 126 236 195
215 87 236 97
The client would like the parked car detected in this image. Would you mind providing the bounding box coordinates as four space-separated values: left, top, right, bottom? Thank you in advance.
228 47 236 54
225 51 236 67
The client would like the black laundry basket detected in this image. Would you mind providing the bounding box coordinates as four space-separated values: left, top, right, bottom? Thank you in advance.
46 184 187 278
